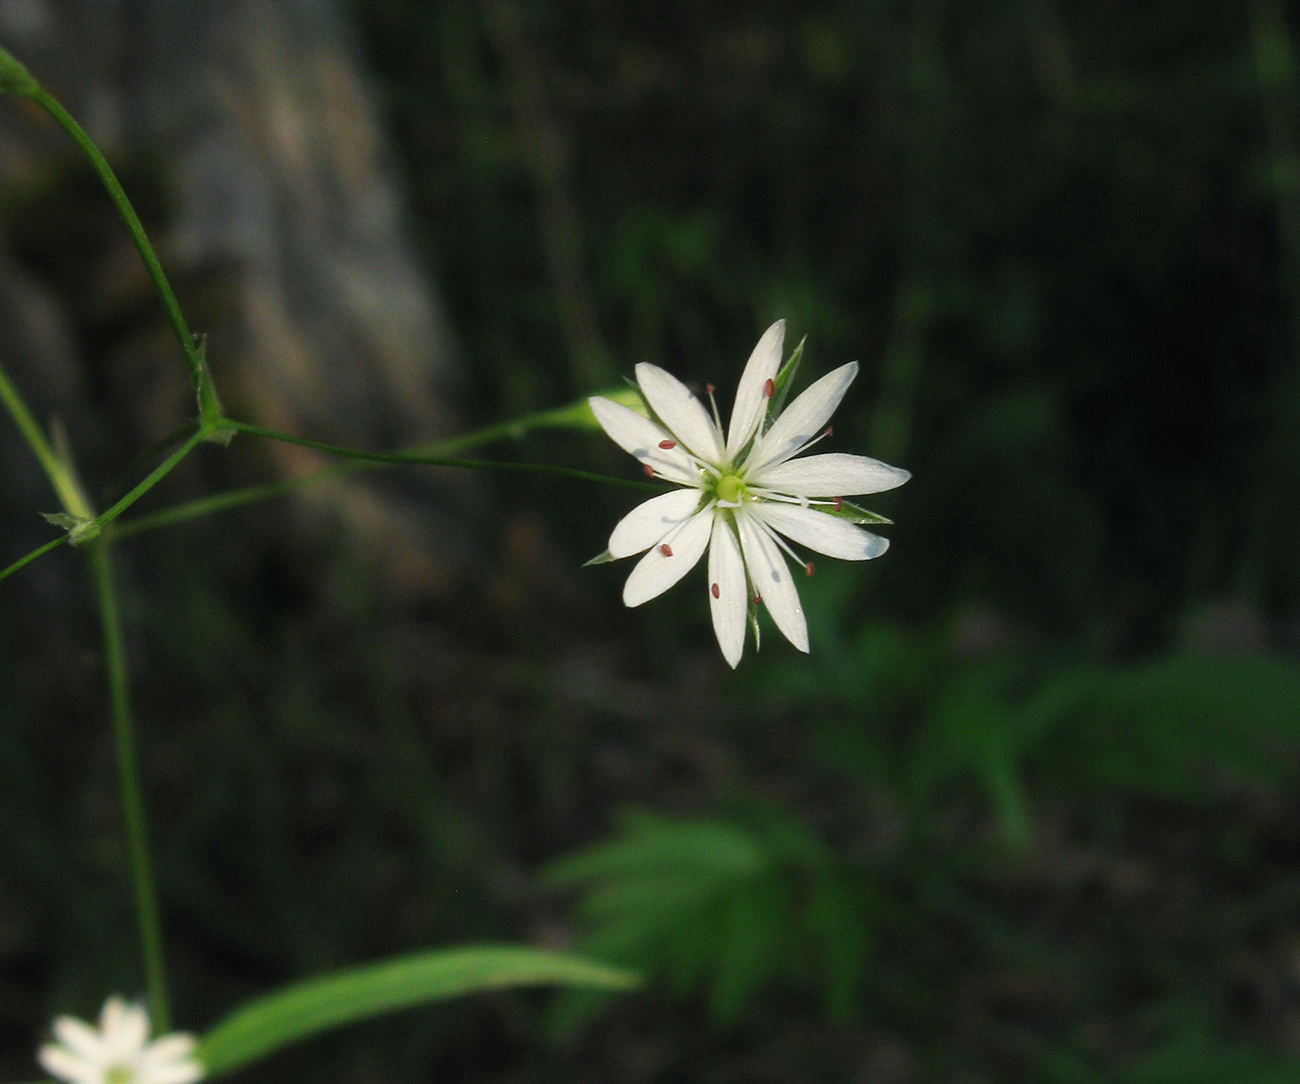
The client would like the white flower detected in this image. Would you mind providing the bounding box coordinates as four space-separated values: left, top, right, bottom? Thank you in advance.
38 997 202 1084
589 319 910 668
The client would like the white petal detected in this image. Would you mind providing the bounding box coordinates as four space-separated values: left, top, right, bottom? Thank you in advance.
53 1017 109 1061
106 1002 149 1057
588 396 699 485
138 1034 197 1069
736 512 809 653
635 364 724 464
622 506 714 607
37 1044 97 1084
752 502 889 560
608 489 703 559
99 998 125 1031
751 452 910 496
746 361 857 473
140 1057 203 1084
707 515 747 668
725 320 785 460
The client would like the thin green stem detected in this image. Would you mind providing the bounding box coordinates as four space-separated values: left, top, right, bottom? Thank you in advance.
230 417 655 476
110 475 330 541
228 395 604 458
86 542 170 1032
110 462 654 544
0 362 62 484
95 427 210 530
0 535 68 582
26 86 211 409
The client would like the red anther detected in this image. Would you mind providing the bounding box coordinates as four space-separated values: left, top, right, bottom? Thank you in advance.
753 594 762 605
833 496 843 512
711 582 720 599
643 464 655 477
805 561 815 577
824 426 833 437
658 439 676 450
706 383 715 395
764 378 775 397
660 543 673 557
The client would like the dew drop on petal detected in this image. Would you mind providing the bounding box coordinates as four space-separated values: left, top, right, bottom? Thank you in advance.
764 378 774 397
711 582 720 599
659 439 676 449
660 543 673 557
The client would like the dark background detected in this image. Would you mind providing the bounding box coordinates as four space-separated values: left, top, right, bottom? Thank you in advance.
4 1 1300 1081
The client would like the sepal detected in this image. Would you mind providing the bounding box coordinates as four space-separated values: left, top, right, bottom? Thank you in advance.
40 511 101 545
831 499 892 525
767 334 806 420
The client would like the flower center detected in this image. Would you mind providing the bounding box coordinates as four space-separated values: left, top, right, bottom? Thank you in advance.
715 474 745 504
106 1064 133 1084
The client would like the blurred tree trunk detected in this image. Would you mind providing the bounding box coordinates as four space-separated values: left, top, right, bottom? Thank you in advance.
0 0 462 591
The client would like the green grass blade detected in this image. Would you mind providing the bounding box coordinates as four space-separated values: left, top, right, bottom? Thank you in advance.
197 944 639 1075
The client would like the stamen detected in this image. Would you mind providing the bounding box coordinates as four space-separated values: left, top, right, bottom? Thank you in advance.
657 440 722 480
660 543 673 557
705 383 724 438
753 594 762 605
825 426 832 438
643 464 655 477
772 423 836 463
711 582 720 599
753 514 811 582
833 496 843 512
805 561 815 577
764 378 775 397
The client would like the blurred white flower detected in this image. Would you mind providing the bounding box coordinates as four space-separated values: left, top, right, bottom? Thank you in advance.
589 319 910 667
38 997 202 1084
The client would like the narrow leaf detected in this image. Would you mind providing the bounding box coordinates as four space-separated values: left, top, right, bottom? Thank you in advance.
197 945 638 1076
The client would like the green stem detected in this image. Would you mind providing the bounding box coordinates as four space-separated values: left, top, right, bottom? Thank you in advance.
26 86 210 409
86 542 170 1032
229 396 603 458
0 535 68 582
95 427 209 530
111 458 655 541
0 362 62 484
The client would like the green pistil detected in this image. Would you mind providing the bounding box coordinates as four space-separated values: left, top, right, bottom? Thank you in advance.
715 474 745 503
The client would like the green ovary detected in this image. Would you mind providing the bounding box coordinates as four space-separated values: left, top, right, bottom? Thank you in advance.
715 474 745 503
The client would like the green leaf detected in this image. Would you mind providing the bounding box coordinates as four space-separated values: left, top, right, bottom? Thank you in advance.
545 807 877 1031
196 944 638 1076
582 549 616 566
0 46 38 95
